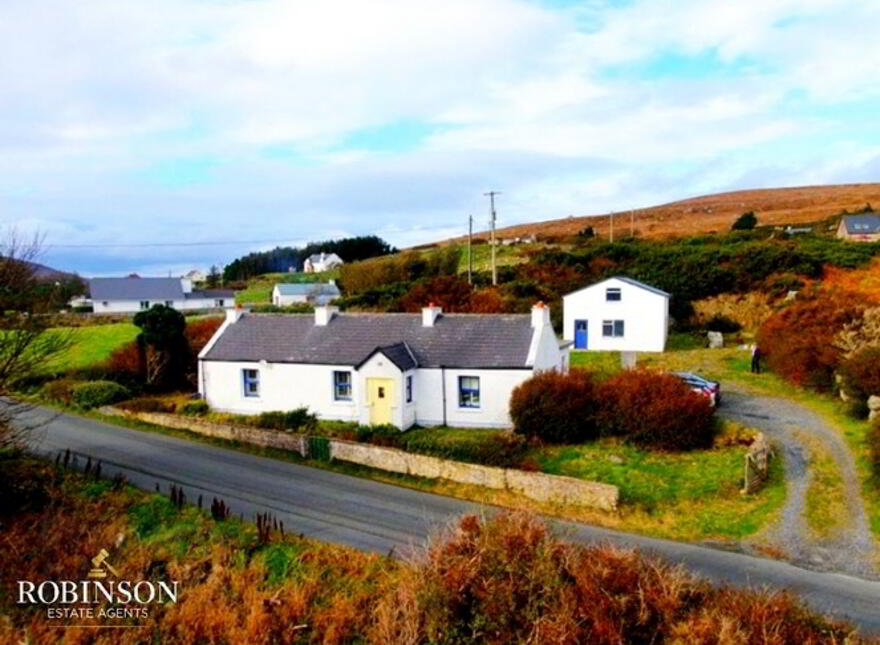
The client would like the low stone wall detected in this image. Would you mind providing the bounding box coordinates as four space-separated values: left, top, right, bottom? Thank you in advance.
101 407 619 511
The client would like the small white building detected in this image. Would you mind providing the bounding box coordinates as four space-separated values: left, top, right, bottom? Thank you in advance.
184 269 207 283
89 277 236 314
198 303 570 430
562 276 669 352
303 252 343 273
272 281 341 306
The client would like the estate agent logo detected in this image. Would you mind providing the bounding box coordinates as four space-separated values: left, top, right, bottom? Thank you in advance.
17 545 179 623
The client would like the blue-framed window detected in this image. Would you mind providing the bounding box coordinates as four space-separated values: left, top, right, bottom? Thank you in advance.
406 375 413 403
333 371 352 401
602 320 624 337
605 287 621 301
242 369 260 397
458 376 480 408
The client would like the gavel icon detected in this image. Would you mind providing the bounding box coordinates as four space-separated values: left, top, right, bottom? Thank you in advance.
88 549 120 579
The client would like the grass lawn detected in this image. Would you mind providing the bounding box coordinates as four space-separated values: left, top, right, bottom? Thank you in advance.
457 243 531 274
44 323 138 372
236 270 339 305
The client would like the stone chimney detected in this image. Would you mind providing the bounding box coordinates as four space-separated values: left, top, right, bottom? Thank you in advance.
226 306 248 324
422 302 442 327
531 301 550 328
315 305 339 326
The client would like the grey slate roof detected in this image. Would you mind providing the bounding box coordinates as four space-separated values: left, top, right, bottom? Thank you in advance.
90 277 184 301
275 282 341 296
842 214 880 234
203 313 536 369
187 289 236 300
356 342 418 371
613 276 671 297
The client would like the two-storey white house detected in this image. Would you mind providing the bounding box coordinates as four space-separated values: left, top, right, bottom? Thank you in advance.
271 281 341 306
562 276 669 352
303 252 343 273
198 303 570 430
90 277 235 314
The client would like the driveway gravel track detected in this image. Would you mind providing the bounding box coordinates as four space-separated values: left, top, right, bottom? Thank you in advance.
719 390 877 579
17 404 880 634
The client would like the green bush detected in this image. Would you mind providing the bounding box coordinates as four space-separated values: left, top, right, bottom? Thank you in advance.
255 408 318 431
731 211 757 230
509 370 601 444
844 398 870 420
181 400 210 416
40 379 77 405
71 381 131 409
868 421 880 482
119 397 176 413
838 346 880 403
400 428 529 468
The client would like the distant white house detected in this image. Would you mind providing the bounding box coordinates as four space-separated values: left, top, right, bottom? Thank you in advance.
303 252 343 273
562 276 669 352
198 303 570 430
272 281 341 306
185 269 207 283
89 277 235 314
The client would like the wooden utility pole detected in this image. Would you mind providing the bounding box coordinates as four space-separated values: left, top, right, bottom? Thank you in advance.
467 214 473 285
484 191 501 285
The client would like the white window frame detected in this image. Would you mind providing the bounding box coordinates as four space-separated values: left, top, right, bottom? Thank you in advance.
214 298 225 307
139 300 150 310
333 370 352 401
458 375 480 409
602 320 625 337
242 368 260 398
605 287 622 302
164 300 173 307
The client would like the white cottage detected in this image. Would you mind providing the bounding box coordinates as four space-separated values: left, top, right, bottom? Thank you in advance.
562 276 669 352
90 277 235 314
198 303 570 430
303 252 343 273
272 281 341 306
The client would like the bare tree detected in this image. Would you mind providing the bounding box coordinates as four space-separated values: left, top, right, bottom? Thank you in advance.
0 231 74 451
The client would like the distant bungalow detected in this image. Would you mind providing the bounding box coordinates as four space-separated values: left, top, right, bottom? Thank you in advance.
837 214 880 242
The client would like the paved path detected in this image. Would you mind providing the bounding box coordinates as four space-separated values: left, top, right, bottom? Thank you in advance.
720 391 877 578
19 405 880 634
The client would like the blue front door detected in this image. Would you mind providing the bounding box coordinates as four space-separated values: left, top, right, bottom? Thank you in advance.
574 320 588 349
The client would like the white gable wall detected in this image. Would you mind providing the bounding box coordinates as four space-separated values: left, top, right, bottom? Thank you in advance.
563 278 669 352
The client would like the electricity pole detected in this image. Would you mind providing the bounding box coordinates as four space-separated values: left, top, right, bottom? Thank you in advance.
484 191 501 285
467 214 474 285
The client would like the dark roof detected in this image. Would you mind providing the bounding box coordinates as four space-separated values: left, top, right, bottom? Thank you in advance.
842 214 880 234
356 343 418 371
90 277 184 301
187 289 236 299
203 313 536 369
275 282 340 296
613 276 670 297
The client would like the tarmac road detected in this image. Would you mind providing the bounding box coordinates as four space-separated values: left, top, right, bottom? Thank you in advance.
21 405 880 634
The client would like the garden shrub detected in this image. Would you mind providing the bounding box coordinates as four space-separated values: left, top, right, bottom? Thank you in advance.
400 429 529 468
40 379 77 405
107 341 144 381
71 380 131 409
838 346 880 403
118 397 176 413
758 291 863 391
598 370 715 450
844 399 870 420
255 408 318 431
704 313 741 333
731 211 757 230
181 400 209 416
509 370 601 443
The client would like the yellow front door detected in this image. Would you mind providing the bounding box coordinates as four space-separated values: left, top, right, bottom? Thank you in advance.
368 378 394 426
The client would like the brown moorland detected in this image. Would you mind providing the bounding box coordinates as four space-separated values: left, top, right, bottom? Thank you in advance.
441 183 880 244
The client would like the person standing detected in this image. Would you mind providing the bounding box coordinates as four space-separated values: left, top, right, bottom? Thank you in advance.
751 344 762 374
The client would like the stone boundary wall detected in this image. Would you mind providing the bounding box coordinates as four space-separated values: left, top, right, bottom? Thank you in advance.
100 407 619 512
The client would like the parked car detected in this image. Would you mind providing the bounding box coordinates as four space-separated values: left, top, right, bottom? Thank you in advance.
672 371 721 407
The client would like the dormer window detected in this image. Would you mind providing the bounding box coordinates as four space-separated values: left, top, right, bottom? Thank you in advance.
606 287 621 302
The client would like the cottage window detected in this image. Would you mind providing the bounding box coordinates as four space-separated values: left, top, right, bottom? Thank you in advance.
333 371 352 401
602 320 625 337
215 299 225 307
140 300 150 310
605 287 621 301
458 376 480 408
406 375 413 403
243 369 260 397
165 300 173 307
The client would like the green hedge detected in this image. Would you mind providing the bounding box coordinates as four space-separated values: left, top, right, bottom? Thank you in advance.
72 381 131 409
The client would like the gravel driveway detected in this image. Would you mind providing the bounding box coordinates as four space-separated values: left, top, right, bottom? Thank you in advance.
720 390 877 579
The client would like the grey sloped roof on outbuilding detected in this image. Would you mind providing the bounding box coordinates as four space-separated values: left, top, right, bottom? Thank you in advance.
842 214 880 234
89 277 184 301
275 282 340 296
356 342 418 371
187 289 236 300
202 313 535 369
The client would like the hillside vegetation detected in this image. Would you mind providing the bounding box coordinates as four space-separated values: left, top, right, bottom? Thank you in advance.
440 183 880 245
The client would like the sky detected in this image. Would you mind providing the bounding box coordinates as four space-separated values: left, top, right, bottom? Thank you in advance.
1 0 878 276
